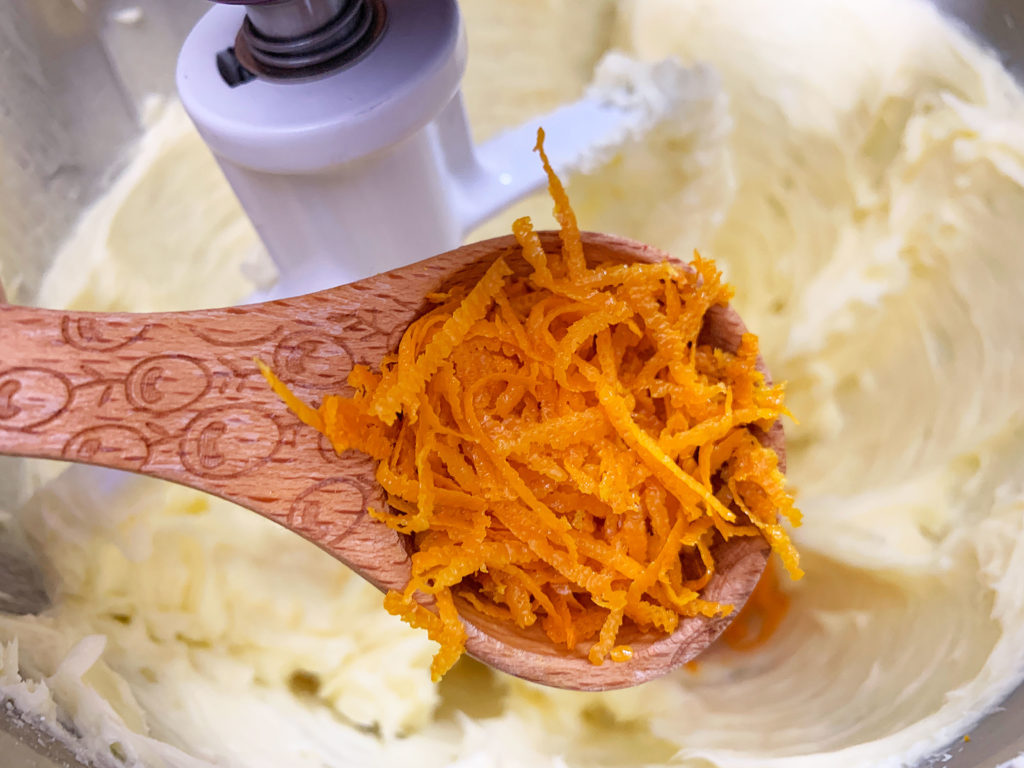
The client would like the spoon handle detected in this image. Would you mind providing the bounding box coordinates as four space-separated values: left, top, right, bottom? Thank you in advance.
0 302 408 591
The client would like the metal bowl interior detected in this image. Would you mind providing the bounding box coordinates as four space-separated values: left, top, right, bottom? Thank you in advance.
1 0 1022 766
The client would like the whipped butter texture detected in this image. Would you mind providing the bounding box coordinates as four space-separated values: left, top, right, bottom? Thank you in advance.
3 0 1024 767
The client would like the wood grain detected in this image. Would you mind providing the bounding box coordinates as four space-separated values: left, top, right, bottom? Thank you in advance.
0 232 778 690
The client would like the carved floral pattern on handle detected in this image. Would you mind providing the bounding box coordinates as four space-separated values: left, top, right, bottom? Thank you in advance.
0 290 425 592
0 368 72 429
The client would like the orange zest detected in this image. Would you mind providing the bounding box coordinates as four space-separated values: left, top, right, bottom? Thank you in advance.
260 129 801 681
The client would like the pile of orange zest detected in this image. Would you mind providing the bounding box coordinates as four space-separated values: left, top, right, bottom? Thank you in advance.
259 128 801 682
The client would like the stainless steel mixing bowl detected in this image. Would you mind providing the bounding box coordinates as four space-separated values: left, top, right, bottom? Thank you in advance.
1 1 1022 765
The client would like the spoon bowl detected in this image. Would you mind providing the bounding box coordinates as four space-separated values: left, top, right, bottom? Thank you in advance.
0 231 777 690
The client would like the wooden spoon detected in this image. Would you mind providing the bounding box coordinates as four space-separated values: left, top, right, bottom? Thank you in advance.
0 231 777 691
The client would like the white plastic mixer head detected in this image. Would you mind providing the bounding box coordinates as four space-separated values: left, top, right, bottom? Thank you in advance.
178 0 468 298
178 0 707 300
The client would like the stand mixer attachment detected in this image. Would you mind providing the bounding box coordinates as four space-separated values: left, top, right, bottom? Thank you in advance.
177 0 696 298
215 0 385 83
